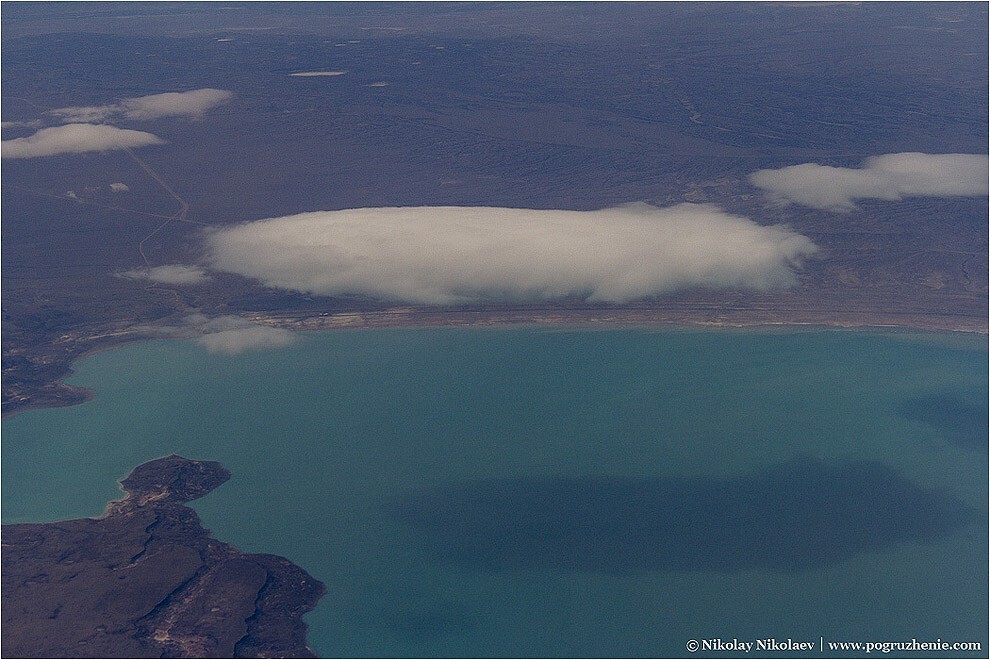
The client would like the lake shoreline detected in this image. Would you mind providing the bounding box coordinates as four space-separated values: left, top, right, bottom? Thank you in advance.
3 302 986 420
4 326 985 657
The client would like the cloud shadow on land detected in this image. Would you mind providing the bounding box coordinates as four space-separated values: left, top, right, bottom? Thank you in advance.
386 457 981 573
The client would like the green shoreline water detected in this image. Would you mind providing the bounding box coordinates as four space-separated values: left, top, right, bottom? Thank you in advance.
3 327 987 657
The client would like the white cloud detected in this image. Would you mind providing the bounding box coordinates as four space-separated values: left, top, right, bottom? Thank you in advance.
110 182 130 193
120 264 210 285
1 123 164 159
144 314 297 355
186 315 296 355
204 203 818 305
749 153 990 211
47 88 233 123
119 89 234 120
44 105 118 124
196 324 296 354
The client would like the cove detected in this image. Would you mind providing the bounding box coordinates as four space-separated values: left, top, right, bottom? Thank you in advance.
2 327 987 657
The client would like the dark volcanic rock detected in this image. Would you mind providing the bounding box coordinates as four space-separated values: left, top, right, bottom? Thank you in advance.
1 455 325 659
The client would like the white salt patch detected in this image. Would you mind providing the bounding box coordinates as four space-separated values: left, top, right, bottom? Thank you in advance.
290 71 348 77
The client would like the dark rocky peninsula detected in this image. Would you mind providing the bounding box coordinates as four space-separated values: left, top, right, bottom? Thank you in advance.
1 455 325 658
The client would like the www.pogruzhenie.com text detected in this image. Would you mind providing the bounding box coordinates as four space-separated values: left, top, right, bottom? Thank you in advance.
684 637 983 654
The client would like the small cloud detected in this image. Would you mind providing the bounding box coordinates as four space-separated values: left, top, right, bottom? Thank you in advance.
184 314 296 355
120 264 210 285
118 89 234 121
749 153 990 211
147 314 297 355
196 324 297 355
204 203 818 305
110 182 130 193
47 88 234 123
1 123 164 159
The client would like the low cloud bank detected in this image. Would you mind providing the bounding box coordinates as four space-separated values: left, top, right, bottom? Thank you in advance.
47 88 233 123
205 203 818 305
120 264 210 285
749 153 989 211
1 123 164 159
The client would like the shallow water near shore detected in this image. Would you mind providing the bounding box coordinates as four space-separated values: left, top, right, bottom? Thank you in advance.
3 327 987 657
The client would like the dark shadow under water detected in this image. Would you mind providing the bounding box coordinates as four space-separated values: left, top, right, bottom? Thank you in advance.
896 392 989 451
387 457 982 573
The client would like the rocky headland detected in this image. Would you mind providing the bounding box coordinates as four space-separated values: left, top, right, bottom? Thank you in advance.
1 455 325 658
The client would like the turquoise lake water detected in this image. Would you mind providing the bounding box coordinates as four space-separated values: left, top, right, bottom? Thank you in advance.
2 327 987 657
